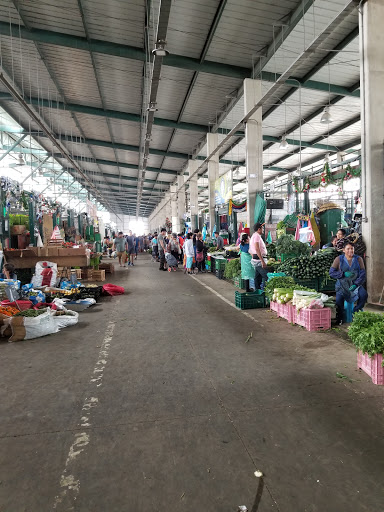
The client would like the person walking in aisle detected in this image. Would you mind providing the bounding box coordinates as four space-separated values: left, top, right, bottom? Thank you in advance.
113 232 128 267
134 234 140 259
183 232 194 274
168 233 181 263
126 230 135 266
196 232 206 273
151 232 159 261
158 228 167 271
178 233 184 263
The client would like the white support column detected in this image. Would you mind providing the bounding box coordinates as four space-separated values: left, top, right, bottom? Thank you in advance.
244 78 263 228
170 184 178 233
177 174 186 233
188 160 199 231
207 133 219 236
360 0 384 302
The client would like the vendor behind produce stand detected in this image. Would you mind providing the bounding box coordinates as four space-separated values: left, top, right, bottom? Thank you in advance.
239 233 255 292
249 223 268 290
0 263 17 280
214 231 224 251
329 242 367 324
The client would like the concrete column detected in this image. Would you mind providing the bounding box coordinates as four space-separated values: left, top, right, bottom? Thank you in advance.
170 184 178 233
207 133 219 236
360 0 384 303
177 174 186 233
244 78 263 228
188 160 199 231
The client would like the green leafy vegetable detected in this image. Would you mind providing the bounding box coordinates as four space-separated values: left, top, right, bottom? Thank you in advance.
224 258 241 279
348 311 384 357
275 234 311 257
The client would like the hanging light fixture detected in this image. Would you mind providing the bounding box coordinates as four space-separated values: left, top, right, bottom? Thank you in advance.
320 106 333 124
279 135 289 150
324 153 330 164
152 40 169 57
147 102 158 112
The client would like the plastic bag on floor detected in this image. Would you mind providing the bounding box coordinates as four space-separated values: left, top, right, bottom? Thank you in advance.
102 284 125 296
5 310 59 342
52 309 79 329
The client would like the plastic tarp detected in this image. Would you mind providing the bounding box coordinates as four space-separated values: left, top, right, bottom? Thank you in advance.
254 193 266 224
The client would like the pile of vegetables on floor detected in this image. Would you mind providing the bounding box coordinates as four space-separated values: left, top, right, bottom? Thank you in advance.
14 308 48 317
278 248 338 280
275 234 311 258
348 311 384 356
224 258 241 279
265 276 335 310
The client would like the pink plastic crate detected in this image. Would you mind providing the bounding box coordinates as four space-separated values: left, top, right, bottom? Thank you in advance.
357 351 384 385
270 301 279 312
295 307 331 332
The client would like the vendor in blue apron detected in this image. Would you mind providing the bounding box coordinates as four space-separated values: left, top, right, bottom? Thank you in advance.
329 242 367 324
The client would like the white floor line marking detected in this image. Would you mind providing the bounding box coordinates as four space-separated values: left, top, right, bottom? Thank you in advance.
190 275 264 327
53 302 119 510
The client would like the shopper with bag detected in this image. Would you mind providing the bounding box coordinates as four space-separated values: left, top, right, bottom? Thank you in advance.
196 232 206 273
183 233 194 274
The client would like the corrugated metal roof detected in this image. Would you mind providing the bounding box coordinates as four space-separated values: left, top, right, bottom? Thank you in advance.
17 0 86 37
0 37 59 98
149 125 173 151
166 0 221 60
0 0 22 24
205 0 297 67
108 119 141 146
181 73 242 125
93 55 143 114
156 67 195 121
37 44 102 108
309 37 359 88
80 0 146 47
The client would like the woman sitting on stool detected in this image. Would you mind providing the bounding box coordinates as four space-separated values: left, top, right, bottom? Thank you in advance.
329 242 367 324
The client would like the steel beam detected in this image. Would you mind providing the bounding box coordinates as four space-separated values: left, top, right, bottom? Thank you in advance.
0 134 26 161
0 21 250 80
267 115 360 168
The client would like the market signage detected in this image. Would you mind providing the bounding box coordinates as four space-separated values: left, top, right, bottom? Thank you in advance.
214 171 232 205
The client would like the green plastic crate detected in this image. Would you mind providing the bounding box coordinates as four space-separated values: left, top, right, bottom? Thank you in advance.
293 277 319 291
215 258 227 271
319 276 336 292
235 290 265 309
233 276 246 289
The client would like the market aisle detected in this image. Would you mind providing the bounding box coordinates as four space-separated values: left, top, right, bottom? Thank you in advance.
1 254 384 511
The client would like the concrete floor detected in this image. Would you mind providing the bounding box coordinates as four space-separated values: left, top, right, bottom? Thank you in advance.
0 254 383 512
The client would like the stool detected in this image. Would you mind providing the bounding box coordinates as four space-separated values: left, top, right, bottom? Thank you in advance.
344 300 354 323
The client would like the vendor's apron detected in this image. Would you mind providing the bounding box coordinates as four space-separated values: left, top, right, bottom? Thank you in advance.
240 252 254 280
